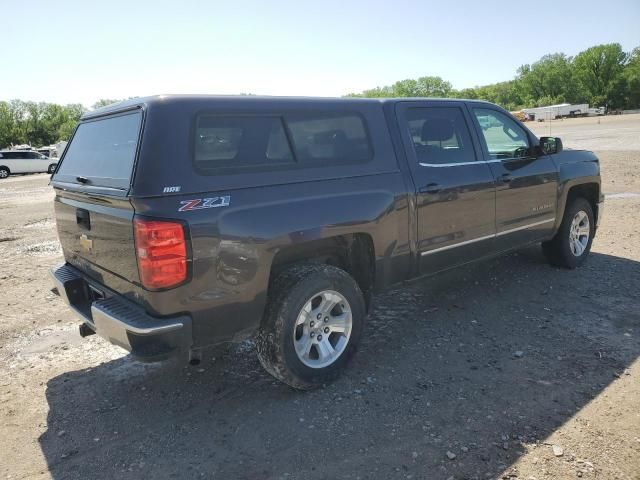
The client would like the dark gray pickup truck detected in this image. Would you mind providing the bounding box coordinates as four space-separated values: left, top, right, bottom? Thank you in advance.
50 95 603 389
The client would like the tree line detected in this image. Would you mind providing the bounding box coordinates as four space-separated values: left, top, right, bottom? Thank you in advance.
348 43 640 112
2 43 639 149
0 101 84 150
0 99 122 150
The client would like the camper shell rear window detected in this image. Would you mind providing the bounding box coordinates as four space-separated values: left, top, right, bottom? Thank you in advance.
53 110 143 191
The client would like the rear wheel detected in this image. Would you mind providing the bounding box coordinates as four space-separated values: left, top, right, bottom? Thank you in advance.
0 167 9 179
256 264 365 390
48 164 56 174
542 197 594 268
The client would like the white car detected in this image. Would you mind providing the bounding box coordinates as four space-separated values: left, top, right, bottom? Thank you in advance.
0 150 59 179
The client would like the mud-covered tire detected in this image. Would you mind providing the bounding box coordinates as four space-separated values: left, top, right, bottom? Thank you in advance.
256 264 365 390
542 197 594 269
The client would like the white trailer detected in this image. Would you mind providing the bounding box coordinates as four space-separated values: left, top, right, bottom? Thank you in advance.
588 106 606 116
36 141 68 158
523 103 590 121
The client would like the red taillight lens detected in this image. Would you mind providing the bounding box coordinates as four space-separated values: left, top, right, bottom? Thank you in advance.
134 218 188 289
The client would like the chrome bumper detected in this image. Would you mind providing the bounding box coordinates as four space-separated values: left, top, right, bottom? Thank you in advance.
50 263 191 361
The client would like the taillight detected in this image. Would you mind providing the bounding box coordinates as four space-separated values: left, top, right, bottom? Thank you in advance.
134 218 188 289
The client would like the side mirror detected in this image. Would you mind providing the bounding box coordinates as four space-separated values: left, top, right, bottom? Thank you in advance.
539 136 563 155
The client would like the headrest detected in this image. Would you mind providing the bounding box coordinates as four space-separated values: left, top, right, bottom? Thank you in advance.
421 119 454 142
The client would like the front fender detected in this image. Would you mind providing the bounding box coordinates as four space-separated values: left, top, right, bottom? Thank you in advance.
552 150 601 232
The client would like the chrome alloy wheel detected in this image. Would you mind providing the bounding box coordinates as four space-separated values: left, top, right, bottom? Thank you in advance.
569 210 590 257
0 170 8 178
293 290 353 369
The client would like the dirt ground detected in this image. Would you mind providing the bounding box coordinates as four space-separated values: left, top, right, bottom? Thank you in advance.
1 114 639 480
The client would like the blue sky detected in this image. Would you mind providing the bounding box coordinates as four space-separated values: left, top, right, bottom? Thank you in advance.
2 0 639 107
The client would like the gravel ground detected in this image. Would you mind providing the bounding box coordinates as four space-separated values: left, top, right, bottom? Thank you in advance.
1 115 639 480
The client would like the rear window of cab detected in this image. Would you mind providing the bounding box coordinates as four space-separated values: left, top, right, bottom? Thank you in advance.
194 113 373 173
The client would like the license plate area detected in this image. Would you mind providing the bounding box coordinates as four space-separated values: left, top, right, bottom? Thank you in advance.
88 284 105 302
67 279 105 322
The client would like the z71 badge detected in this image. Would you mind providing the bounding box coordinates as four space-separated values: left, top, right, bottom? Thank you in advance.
178 196 231 212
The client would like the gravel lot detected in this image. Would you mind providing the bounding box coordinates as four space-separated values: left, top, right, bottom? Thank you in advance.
1 115 639 480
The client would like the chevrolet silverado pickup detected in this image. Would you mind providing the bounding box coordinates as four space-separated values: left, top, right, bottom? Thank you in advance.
50 95 604 389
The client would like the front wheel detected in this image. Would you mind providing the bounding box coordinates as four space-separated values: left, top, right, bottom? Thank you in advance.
0 167 9 179
256 264 365 390
48 164 57 174
542 197 594 268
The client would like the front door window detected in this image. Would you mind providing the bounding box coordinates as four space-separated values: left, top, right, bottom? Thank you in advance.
473 109 530 160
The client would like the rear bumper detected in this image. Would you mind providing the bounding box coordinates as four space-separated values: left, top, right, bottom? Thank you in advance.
50 263 192 362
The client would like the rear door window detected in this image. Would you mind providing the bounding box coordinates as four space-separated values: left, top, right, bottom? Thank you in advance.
54 110 142 190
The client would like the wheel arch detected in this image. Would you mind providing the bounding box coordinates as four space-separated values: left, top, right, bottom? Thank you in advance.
557 181 600 230
268 233 376 310
554 162 601 229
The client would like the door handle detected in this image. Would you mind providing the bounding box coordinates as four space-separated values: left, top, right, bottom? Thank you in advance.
499 173 513 183
419 183 441 194
76 208 91 230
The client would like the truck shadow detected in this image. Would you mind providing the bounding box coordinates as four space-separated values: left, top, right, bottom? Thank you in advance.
38 249 640 480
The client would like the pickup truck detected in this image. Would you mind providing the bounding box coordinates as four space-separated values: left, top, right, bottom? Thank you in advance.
50 95 604 389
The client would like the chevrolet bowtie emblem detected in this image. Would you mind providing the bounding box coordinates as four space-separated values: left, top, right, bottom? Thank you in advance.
79 234 93 253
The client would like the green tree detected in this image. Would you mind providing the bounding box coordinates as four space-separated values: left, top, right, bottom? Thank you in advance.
622 47 640 109
348 76 452 98
517 53 578 105
92 99 123 109
346 43 639 110
58 104 84 140
395 76 452 97
0 102 13 148
466 81 523 111
7 100 28 145
346 85 393 97
573 43 628 108
450 87 478 100
0 100 84 149
24 102 49 146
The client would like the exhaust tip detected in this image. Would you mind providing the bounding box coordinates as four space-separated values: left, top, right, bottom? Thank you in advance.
188 348 202 365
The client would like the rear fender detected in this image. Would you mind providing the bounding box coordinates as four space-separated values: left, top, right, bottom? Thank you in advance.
132 174 411 347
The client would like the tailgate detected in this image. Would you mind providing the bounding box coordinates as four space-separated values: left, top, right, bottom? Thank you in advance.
53 190 140 285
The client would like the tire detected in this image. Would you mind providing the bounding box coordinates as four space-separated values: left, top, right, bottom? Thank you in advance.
256 264 365 390
47 164 56 174
542 197 594 269
0 167 9 179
